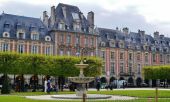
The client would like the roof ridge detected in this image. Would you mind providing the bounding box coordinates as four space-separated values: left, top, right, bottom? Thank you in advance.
2 13 41 20
59 3 78 8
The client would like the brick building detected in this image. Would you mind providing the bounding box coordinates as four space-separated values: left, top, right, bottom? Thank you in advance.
97 27 170 86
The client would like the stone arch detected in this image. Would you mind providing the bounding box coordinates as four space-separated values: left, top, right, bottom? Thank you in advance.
128 77 134 84
15 75 25 92
119 77 124 80
136 77 142 87
30 75 38 85
110 77 116 83
100 77 107 83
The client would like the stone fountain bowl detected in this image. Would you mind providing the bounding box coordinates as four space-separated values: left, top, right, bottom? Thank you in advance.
68 77 95 84
75 63 89 69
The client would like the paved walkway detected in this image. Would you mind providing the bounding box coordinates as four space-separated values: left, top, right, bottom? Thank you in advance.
25 95 136 101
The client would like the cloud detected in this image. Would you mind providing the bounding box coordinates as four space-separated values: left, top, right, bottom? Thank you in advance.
0 0 170 35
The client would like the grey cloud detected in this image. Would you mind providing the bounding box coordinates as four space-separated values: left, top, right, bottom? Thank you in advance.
0 1 169 35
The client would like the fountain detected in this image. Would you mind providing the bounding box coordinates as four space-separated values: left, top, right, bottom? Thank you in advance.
51 48 112 100
68 60 94 96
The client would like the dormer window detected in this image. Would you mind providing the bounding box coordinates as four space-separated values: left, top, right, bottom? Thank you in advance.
101 42 105 46
31 34 39 40
4 23 10 28
45 36 51 41
120 42 124 48
58 22 65 30
3 32 10 38
17 30 25 39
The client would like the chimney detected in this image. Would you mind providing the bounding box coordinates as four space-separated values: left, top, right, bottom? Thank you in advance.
154 31 159 38
50 6 56 27
43 11 49 28
62 6 67 19
138 29 145 36
87 11 94 33
122 27 129 34
160 34 164 39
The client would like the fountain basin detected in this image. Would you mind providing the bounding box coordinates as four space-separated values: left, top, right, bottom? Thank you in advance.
51 94 112 99
75 63 89 69
68 77 94 84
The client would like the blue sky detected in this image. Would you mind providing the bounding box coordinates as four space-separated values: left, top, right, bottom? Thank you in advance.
0 0 170 36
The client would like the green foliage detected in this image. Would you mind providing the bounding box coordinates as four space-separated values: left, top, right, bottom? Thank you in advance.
0 52 102 77
143 65 170 80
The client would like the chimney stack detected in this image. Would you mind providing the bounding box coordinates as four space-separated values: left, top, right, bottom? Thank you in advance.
87 11 94 33
154 31 159 38
43 11 49 28
50 6 56 27
122 27 129 34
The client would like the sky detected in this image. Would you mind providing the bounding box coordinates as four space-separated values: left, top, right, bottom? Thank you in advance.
0 0 170 36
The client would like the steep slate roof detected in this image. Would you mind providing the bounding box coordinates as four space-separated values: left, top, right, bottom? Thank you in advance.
97 27 170 52
0 13 48 41
53 3 89 32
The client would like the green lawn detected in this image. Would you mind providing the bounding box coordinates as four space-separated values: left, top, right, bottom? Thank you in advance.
0 90 170 102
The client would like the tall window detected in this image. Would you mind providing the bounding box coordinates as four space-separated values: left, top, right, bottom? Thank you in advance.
90 38 94 47
129 53 132 60
45 47 51 55
167 55 170 63
31 45 38 54
67 35 71 44
110 62 115 75
84 37 88 47
129 63 132 73
153 54 156 62
2 43 9 52
18 44 24 53
111 52 114 60
120 52 124 60
160 54 163 62
137 64 141 74
75 35 80 45
60 34 64 43
137 53 140 61
145 53 148 62
101 51 105 60
120 63 124 73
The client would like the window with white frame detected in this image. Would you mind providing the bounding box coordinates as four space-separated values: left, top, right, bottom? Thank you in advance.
45 46 51 55
129 63 132 73
145 53 148 62
167 55 170 63
160 54 163 62
111 52 114 60
18 44 24 53
129 53 132 60
31 45 38 54
60 34 64 43
110 62 115 75
120 63 124 73
75 35 80 45
90 38 94 47
2 43 9 52
31 34 39 40
67 35 71 44
84 36 88 47
101 51 105 60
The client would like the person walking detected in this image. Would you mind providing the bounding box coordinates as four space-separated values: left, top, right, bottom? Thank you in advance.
44 78 47 93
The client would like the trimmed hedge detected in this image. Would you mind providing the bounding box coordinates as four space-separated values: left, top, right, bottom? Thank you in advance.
0 52 102 77
143 65 170 80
